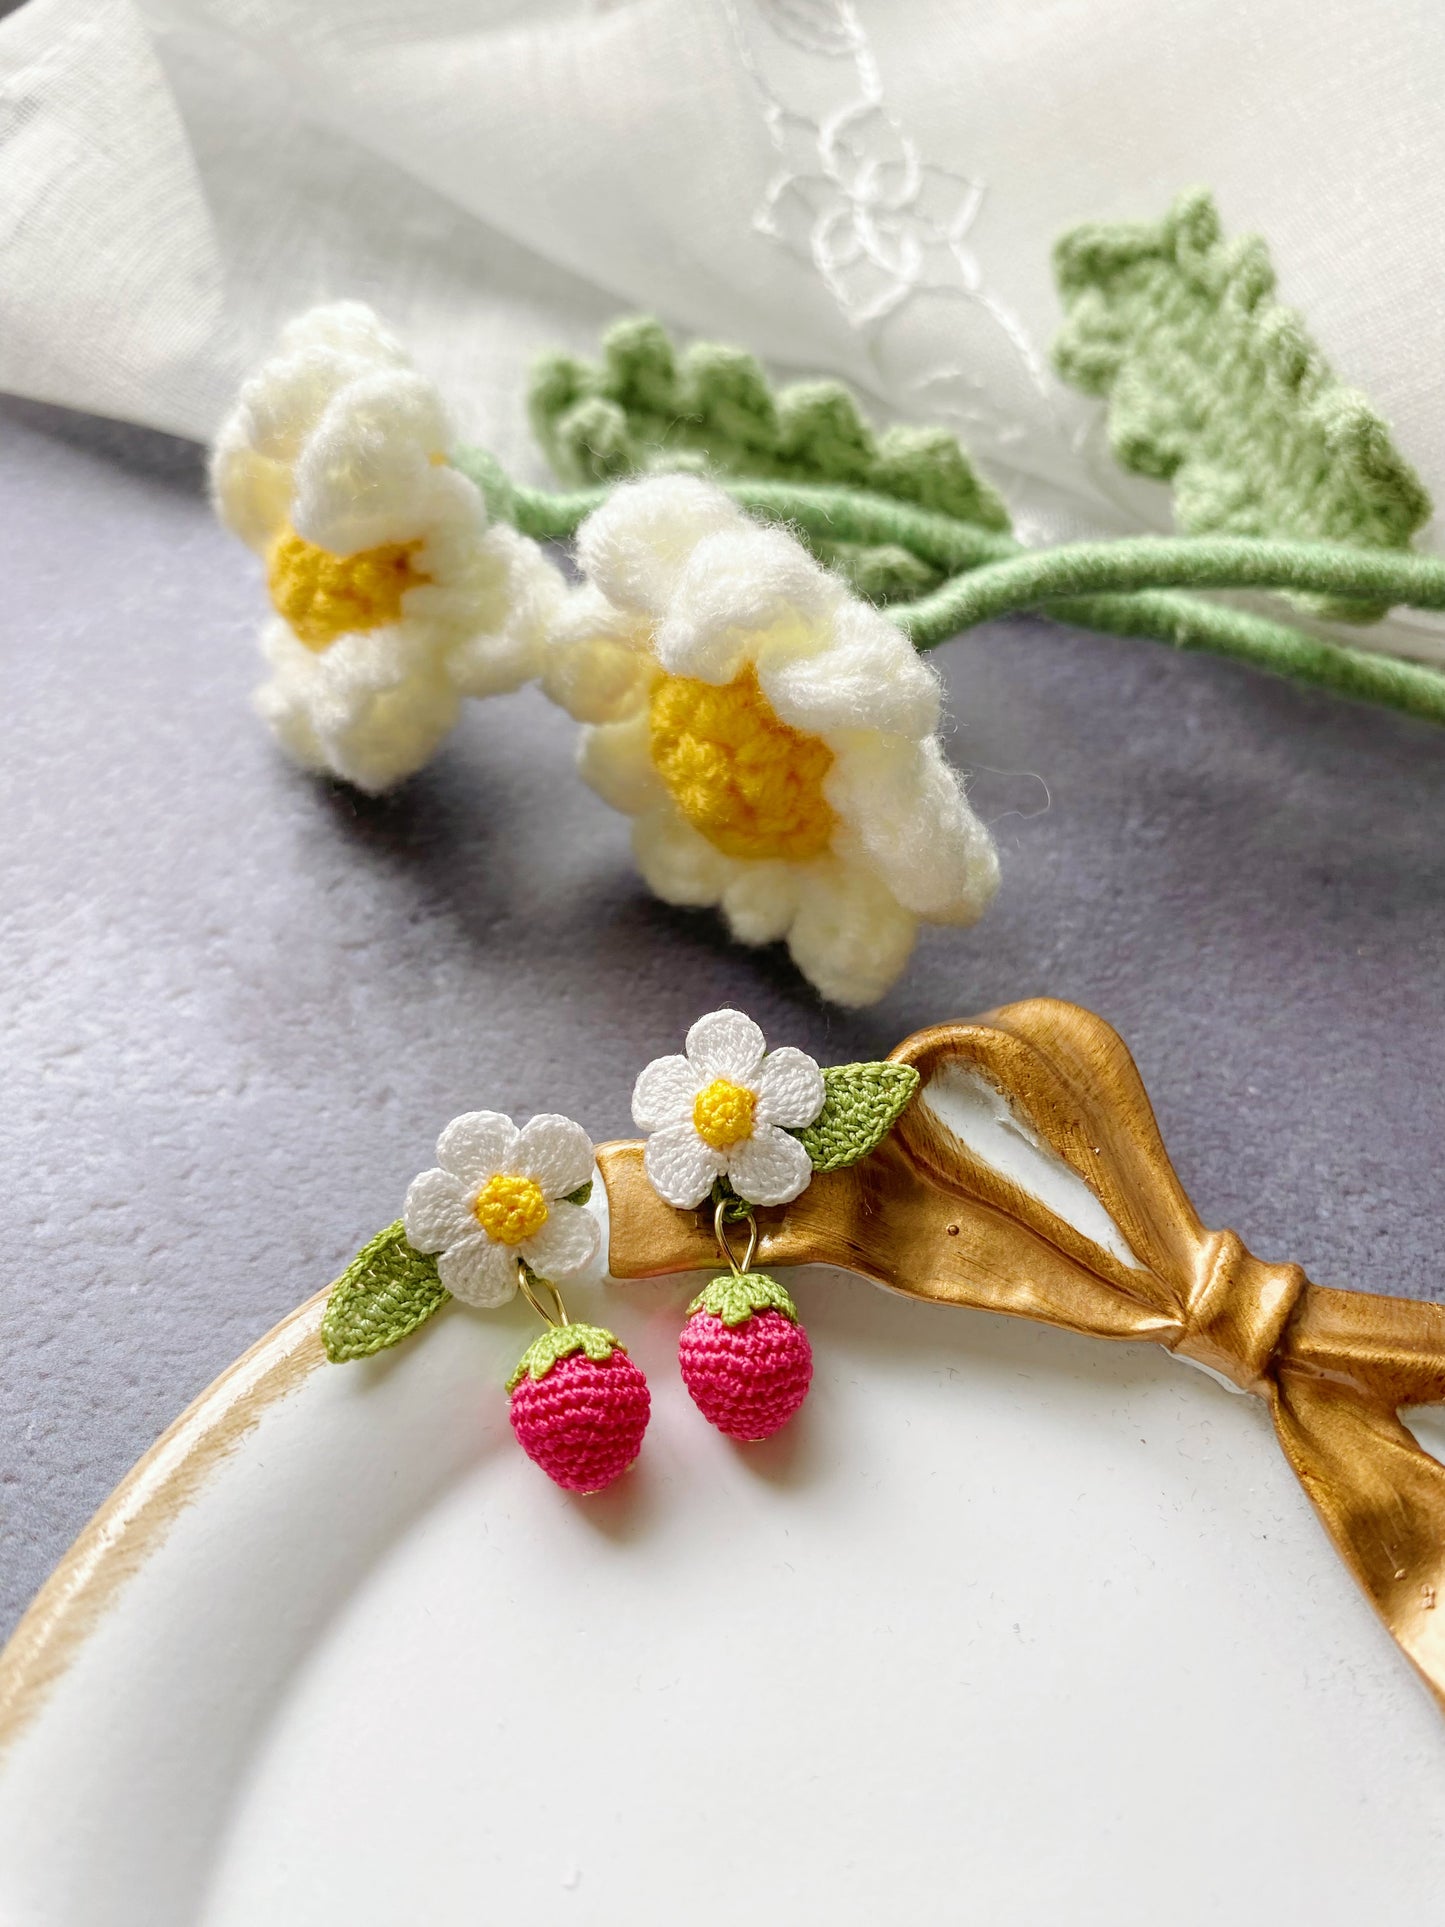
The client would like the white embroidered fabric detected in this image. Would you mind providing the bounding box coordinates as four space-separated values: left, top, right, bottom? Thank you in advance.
4 0 1445 657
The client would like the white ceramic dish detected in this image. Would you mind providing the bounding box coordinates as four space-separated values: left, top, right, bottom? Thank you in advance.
4 1225 1445 1925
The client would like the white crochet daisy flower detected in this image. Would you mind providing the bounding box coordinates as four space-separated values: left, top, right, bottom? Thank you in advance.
632 1007 825 1210
541 474 999 1006
210 302 561 792
402 1111 600 1308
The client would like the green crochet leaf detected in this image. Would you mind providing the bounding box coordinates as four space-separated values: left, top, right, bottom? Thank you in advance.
528 316 1011 599
1052 189 1432 622
564 1178 593 1207
687 1271 799 1328
505 1322 622 1391
793 1063 920 1173
321 1220 449 1363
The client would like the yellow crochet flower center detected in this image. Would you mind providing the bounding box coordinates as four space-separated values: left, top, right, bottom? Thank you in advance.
648 667 836 862
693 1078 757 1151
267 527 430 652
473 1172 550 1246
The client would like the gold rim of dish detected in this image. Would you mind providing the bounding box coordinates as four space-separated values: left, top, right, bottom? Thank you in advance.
0 1289 330 1759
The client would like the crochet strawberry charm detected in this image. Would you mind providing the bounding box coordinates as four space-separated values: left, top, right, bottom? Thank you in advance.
678 1273 813 1442
507 1323 651 1492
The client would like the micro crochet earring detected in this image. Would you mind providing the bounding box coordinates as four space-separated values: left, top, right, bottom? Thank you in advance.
506 1266 650 1493
321 1106 650 1495
676 1197 813 1442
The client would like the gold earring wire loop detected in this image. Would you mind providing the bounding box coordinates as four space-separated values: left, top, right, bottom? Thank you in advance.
712 1197 758 1278
516 1260 570 1328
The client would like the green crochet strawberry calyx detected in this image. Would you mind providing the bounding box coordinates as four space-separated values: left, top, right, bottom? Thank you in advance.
506 1322 624 1392
688 1271 799 1328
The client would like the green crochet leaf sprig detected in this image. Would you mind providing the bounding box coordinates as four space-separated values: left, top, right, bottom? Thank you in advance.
795 1063 921 1172
1054 189 1431 621
321 1220 448 1362
449 192 1445 731
526 315 1010 603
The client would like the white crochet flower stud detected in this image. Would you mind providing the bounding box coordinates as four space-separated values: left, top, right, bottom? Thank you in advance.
632 1008 826 1210
541 473 999 1006
402 1111 600 1308
210 301 561 792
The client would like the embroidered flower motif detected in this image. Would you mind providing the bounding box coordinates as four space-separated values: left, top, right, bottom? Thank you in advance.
541 473 999 1005
632 1008 826 1209
402 1111 600 1308
210 302 561 792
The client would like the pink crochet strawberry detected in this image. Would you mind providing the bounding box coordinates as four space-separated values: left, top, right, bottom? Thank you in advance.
507 1324 650 1492
678 1273 812 1442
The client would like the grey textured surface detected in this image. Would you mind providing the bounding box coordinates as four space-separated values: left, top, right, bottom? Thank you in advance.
3 393 1444 1640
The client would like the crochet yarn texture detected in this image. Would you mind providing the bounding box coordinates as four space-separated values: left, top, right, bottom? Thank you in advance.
679 1274 812 1442
794 1063 921 1172
321 1220 448 1362
507 1327 651 1493
528 314 1011 602
1053 189 1432 621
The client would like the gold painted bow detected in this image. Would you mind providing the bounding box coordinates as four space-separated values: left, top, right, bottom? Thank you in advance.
599 998 1445 1707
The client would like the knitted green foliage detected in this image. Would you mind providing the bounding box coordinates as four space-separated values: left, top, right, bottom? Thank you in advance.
793 1063 921 1172
321 1220 448 1363
1052 189 1432 621
505 1322 622 1391
688 1271 799 1328
528 316 1010 599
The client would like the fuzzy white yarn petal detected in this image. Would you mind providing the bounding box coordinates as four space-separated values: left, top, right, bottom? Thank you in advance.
435 1111 519 1191
754 1046 826 1130
685 1008 767 1085
575 473 747 617
653 524 843 685
719 861 800 947
643 1121 725 1210
788 862 920 1008
401 1168 476 1255
278 301 408 366
510 1114 595 1199
540 585 654 723
209 419 292 552
827 735 999 924
759 598 941 741
542 633 650 726
438 1233 518 1309
724 1121 815 1208
578 712 665 818
445 526 564 699
631 806 734 907
290 368 453 555
520 1202 600 1283
631 1053 703 1132
253 623 462 794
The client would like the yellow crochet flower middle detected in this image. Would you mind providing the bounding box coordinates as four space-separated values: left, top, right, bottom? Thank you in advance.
472 1172 551 1246
692 1077 758 1151
267 528 430 652
648 667 836 862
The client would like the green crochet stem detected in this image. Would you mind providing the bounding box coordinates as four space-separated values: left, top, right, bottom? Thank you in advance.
460 458 1445 728
900 538 1445 636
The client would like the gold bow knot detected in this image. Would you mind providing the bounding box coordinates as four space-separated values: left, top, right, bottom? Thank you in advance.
600 998 1445 1707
